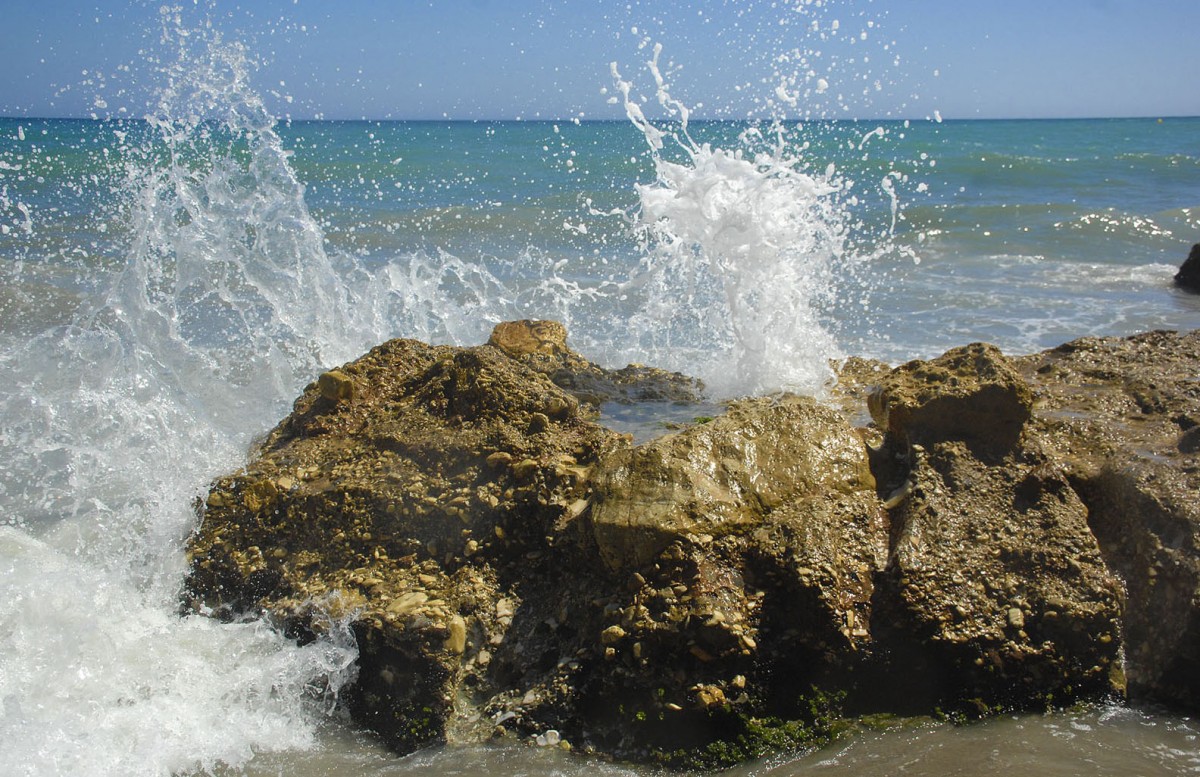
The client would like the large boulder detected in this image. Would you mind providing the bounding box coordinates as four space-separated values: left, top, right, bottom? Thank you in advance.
1017 330 1200 709
184 334 628 754
868 342 1033 456
183 322 1199 768
863 342 1124 712
576 394 889 767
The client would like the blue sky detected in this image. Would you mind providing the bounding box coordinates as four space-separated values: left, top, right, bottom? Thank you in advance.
2 0 1197 121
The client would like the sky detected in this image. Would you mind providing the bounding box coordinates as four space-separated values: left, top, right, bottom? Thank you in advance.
1 0 1197 122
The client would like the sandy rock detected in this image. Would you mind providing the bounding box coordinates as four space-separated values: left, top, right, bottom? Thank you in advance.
877 434 1123 711
1017 329 1200 709
184 333 624 754
317 369 355 402
868 342 1033 454
589 395 876 571
487 319 569 358
183 322 1200 768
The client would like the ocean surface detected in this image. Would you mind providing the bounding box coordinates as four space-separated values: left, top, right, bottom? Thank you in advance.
1 22 1199 777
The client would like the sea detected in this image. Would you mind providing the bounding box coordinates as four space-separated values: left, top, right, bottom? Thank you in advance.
1 15 1199 777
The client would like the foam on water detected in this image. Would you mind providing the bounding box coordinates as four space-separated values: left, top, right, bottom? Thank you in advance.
0 528 356 776
0 14 369 776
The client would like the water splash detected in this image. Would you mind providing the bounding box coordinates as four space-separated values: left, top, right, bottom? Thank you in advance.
0 12 364 776
608 44 870 397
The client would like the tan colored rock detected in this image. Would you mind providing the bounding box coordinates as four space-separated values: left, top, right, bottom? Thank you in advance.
589 394 876 571
183 322 1200 768
445 615 467 654
869 342 1033 454
318 369 355 402
1017 329 1200 709
600 625 626 645
184 331 623 756
487 319 568 358
872 347 1124 710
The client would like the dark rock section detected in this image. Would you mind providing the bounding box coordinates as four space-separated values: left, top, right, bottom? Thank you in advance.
866 343 1122 713
1016 329 1200 710
183 323 1200 768
1175 244 1200 292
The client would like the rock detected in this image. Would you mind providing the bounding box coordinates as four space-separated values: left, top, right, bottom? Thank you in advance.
445 615 467 654
859 345 1124 715
184 333 625 755
589 395 877 571
600 625 626 645
534 729 561 747
868 343 1033 456
1174 244 1200 292
487 319 568 358
1016 330 1200 710
183 321 1200 768
317 369 355 402
485 320 704 406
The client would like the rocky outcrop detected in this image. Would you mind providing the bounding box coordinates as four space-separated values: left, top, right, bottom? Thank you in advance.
183 322 1200 768
184 333 625 754
1016 330 1200 709
1175 244 1200 292
865 343 1123 713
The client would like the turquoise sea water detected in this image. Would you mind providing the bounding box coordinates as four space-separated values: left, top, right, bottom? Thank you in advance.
5 115 1198 362
1 57 1199 777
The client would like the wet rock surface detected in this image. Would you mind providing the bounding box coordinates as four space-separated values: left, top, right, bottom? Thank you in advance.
183 323 1200 768
1015 329 1200 710
865 343 1122 714
1175 243 1200 293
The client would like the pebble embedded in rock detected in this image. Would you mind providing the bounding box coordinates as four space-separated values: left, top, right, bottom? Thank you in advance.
601 625 626 645
1007 607 1025 630
317 369 355 402
486 451 513 469
445 615 467 654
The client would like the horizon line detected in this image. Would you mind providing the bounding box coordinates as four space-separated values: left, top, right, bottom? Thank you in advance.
3 113 1199 125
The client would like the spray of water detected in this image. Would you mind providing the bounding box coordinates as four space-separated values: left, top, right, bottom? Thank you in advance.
0 12 364 776
608 44 869 397
0 3 920 772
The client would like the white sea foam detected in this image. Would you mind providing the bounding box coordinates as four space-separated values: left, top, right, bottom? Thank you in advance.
607 45 881 397
0 16 366 777
0 528 356 777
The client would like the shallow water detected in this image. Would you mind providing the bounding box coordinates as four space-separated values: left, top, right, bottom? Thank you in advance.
224 704 1200 777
